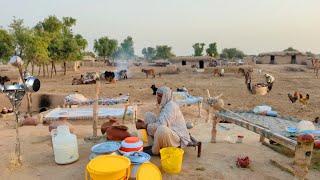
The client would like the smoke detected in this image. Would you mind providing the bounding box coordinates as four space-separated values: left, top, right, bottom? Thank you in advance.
115 60 130 80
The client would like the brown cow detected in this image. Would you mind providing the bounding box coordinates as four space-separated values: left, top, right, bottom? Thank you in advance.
142 69 156 78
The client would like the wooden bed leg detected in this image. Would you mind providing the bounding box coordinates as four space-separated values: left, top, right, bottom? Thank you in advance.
197 142 202 158
122 104 128 124
259 134 265 143
206 108 211 123
293 134 314 180
211 116 219 143
198 102 202 118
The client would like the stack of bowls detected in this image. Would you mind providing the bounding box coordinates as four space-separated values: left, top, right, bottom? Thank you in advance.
89 141 121 160
119 137 143 154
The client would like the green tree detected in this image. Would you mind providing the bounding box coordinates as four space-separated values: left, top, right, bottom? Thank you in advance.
206 42 218 57
35 15 63 77
94 36 118 61
25 30 50 75
192 43 205 56
220 48 245 60
9 18 31 58
154 45 175 59
0 29 15 62
142 47 156 60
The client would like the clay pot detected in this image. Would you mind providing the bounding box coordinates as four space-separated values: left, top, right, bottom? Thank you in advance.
49 120 75 133
106 127 131 141
101 119 117 134
22 117 38 126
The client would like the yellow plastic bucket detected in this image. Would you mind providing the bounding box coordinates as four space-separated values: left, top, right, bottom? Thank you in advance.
160 147 184 174
86 155 131 180
136 162 162 180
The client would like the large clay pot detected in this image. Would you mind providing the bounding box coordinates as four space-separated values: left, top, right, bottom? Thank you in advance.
106 126 131 141
22 116 38 126
101 119 117 134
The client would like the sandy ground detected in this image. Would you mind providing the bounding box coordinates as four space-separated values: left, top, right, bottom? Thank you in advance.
0 63 319 180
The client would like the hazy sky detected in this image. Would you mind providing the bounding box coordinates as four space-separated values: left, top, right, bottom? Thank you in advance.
1 0 320 56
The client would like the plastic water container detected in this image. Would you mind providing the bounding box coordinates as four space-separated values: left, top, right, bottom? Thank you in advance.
52 125 79 164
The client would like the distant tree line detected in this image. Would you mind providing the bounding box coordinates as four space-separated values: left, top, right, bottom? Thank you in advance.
192 42 244 60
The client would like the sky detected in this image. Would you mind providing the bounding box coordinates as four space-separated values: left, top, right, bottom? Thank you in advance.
1 0 320 56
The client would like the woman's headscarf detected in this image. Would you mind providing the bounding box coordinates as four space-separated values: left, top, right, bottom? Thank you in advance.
156 86 173 109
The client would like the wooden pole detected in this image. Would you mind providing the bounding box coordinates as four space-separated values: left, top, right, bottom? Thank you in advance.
14 109 21 165
92 80 100 137
211 116 220 143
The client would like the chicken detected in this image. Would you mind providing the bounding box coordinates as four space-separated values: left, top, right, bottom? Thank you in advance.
299 93 309 106
288 91 299 103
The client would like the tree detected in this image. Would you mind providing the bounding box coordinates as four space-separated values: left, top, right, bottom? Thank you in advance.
116 36 134 60
0 29 15 62
94 36 118 61
9 18 31 58
35 15 63 77
142 47 156 60
192 43 205 56
283 47 297 52
220 48 245 60
25 30 50 75
206 42 218 57
154 45 175 59
306 51 315 58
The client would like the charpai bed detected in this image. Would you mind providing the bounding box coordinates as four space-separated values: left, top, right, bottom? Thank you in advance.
64 93 130 107
215 111 320 150
43 107 135 122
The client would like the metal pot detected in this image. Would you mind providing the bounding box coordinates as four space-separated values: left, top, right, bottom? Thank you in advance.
24 76 41 92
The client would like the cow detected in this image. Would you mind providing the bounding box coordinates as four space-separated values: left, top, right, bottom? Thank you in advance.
104 71 116 82
141 69 156 78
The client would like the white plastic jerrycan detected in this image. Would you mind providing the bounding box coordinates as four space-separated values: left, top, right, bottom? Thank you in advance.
52 125 79 164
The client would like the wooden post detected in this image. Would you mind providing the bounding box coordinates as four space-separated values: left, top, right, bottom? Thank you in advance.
198 101 202 118
122 104 128 124
211 115 220 143
14 109 21 165
92 80 100 137
293 134 314 180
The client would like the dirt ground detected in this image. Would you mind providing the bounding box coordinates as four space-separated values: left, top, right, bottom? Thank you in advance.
0 63 319 180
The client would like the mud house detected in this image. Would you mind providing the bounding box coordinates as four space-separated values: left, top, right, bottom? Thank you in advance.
169 56 214 69
257 51 308 65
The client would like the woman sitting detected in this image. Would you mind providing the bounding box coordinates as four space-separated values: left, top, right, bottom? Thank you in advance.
136 86 191 155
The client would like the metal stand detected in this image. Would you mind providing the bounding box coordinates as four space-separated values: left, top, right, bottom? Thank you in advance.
5 89 25 165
